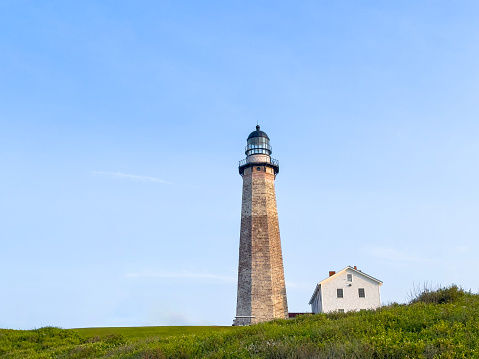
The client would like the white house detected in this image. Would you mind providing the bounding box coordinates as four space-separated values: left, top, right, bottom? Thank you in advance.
309 266 382 314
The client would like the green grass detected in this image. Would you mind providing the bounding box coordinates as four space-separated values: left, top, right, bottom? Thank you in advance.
73 325 235 340
1 285 478 358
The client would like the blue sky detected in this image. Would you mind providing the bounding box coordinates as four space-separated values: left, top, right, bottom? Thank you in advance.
1 1 478 328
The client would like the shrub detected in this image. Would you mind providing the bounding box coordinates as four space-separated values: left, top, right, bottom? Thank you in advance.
409 284 467 304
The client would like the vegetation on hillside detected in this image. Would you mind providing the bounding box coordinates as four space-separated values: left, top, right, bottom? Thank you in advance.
73 326 234 340
1 285 478 358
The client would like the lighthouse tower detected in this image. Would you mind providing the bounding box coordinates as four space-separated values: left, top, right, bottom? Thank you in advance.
233 126 288 326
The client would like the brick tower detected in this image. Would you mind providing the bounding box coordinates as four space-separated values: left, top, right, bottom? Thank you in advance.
233 126 288 326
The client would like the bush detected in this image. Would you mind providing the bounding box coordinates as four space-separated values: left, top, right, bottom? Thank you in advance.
409 284 467 304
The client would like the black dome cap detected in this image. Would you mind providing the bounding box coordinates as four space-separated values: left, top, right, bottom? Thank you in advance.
247 125 270 140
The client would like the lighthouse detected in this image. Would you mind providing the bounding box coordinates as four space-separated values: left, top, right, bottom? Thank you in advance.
233 126 288 326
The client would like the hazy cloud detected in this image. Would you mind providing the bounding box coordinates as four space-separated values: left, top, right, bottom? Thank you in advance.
286 281 313 290
125 270 235 282
91 171 171 184
370 247 434 263
453 246 469 254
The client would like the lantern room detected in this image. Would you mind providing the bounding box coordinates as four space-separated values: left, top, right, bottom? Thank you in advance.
245 125 272 156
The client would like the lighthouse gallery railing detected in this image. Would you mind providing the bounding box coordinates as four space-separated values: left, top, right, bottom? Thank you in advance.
238 157 279 167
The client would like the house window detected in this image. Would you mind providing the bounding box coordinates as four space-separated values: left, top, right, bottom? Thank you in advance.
358 288 365 298
347 274 353 282
338 309 345 313
337 288 343 298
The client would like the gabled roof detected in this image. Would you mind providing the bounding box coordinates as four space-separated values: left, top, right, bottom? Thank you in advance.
308 266 383 304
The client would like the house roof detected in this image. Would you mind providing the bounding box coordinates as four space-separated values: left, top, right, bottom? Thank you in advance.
308 266 383 304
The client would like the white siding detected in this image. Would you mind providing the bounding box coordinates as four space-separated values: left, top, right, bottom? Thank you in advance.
311 268 381 314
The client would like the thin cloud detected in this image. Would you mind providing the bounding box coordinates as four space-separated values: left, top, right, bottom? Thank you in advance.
286 281 313 290
125 270 235 282
370 247 434 263
91 171 171 184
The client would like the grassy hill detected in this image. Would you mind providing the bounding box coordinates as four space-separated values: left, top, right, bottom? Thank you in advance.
73 326 235 340
1 285 478 358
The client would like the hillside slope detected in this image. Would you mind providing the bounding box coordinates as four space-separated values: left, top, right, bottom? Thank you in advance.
1 286 478 358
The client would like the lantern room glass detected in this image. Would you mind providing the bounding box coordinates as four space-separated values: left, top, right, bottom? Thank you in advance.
245 136 272 156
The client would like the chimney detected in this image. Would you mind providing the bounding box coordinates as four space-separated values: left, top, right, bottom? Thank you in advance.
354 266 357 270
329 271 336 277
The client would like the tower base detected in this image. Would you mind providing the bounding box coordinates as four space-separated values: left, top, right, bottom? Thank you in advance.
232 316 254 326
